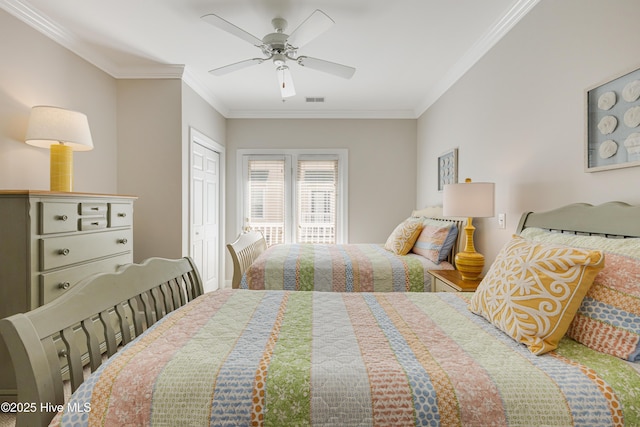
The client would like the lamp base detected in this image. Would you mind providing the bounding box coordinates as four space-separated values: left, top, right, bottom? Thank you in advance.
50 144 73 192
454 251 485 281
455 217 485 281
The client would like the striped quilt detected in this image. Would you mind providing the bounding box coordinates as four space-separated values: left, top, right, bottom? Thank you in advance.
241 243 453 291
55 290 640 426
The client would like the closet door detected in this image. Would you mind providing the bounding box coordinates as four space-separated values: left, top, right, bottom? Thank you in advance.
191 139 221 292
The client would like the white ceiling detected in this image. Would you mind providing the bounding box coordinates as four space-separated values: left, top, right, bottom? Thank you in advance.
1 0 538 118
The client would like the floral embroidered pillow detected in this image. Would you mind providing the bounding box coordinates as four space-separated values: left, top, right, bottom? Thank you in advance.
384 218 424 255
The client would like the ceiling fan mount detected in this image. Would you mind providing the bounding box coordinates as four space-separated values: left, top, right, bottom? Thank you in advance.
202 9 356 98
270 17 288 33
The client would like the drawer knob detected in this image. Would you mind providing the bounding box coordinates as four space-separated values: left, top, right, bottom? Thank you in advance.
59 282 70 290
58 349 67 358
58 248 70 256
118 238 128 245
118 212 127 217
56 215 68 221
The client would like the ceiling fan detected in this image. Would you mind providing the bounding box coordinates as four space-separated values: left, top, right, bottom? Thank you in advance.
202 9 356 98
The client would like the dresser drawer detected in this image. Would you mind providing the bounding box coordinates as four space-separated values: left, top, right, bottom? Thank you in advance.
79 203 108 216
109 203 133 227
79 218 108 231
40 229 133 270
40 202 79 234
434 279 456 292
40 254 132 304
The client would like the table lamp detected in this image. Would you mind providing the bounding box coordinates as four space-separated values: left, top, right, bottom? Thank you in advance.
443 178 495 280
25 106 94 192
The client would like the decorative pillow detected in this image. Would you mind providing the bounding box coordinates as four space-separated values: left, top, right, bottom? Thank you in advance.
412 219 458 264
520 228 640 361
469 235 605 355
384 218 424 255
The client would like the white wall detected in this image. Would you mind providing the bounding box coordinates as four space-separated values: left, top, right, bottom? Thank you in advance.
226 118 417 246
417 0 640 269
116 79 183 262
0 9 117 193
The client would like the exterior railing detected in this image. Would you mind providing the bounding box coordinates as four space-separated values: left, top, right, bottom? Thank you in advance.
248 222 335 245
247 222 284 247
298 223 335 244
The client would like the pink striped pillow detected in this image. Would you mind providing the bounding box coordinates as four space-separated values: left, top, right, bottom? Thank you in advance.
411 220 458 264
520 228 640 361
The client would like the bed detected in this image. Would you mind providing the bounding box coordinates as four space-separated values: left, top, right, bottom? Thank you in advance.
228 207 466 291
1 202 639 427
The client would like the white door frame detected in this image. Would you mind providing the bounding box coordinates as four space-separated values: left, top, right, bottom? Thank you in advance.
189 127 225 290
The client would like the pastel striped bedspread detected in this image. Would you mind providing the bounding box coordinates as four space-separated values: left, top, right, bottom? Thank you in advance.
55 290 640 426
241 243 453 291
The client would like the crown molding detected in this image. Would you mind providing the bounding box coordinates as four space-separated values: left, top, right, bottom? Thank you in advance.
2 0 115 75
110 64 185 79
225 109 417 119
414 0 540 117
181 68 230 117
1 0 186 79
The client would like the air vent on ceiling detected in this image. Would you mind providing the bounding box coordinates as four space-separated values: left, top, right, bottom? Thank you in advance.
305 97 325 103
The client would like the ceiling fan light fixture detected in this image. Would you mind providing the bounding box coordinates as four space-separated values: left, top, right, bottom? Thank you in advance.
273 53 286 67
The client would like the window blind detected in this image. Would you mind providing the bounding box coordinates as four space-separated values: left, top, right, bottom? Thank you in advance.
247 159 285 245
241 150 346 245
296 159 338 243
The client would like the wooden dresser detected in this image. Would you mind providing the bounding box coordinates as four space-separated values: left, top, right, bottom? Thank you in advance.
0 190 136 401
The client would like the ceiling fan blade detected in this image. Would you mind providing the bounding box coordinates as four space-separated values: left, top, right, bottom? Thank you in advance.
202 14 264 47
287 9 334 48
297 56 356 79
277 66 296 98
209 58 264 76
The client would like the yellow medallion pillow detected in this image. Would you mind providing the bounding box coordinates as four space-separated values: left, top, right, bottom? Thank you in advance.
469 236 605 355
384 218 424 255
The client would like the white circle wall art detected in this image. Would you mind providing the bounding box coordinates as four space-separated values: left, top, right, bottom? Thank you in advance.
622 80 640 102
624 133 640 155
599 139 618 159
623 105 640 128
597 115 617 135
598 91 616 110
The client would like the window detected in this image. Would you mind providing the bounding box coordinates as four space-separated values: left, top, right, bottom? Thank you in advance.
246 157 286 246
296 159 337 244
239 149 347 245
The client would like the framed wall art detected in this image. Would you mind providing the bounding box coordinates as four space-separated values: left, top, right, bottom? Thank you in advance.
437 148 458 191
585 64 640 172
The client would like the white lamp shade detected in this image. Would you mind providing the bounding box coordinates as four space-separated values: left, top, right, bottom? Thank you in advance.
25 106 94 151
443 182 495 218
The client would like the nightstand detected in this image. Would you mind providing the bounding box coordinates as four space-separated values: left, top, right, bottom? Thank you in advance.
429 269 482 292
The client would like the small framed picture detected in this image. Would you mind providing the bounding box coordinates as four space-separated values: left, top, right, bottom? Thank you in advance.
585 64 640 172
437 148 458 191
